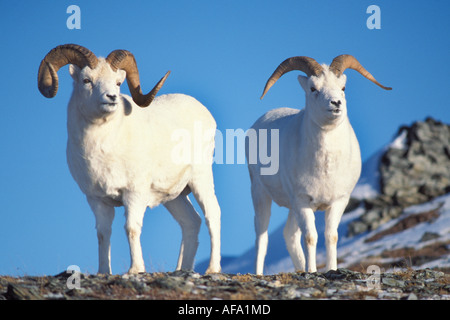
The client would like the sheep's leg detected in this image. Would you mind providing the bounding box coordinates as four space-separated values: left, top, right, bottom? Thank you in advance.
324 198 348 271
292 197 317 272
164 195 201 271
87 197 115 274
123 198 147 274
251 183 272 275
283 210 306 272
190 172 222 274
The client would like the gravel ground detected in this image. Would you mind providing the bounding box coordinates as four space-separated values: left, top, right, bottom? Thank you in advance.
1 268 449 301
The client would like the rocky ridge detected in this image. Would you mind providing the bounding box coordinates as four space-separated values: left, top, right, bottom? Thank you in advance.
347 117 450 236
1 268 449 300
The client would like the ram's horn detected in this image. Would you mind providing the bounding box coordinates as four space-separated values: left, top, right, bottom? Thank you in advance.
330 54 392 90
38 44 99 98
260 56 323 99
106 50 170 107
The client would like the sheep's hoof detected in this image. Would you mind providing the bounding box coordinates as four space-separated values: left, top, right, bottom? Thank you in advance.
205 267 222 274
97 271 112 275
127 266 146 274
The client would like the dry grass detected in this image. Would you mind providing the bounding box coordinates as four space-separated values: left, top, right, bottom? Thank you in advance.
231 274 255 283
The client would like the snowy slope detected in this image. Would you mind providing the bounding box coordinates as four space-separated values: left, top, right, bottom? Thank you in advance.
337 193 450 271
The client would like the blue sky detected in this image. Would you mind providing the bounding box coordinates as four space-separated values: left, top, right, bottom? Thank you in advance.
0 0 449 276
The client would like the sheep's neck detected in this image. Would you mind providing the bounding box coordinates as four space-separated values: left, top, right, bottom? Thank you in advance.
67 102 124 155
299 111 352 173
302 109 347 142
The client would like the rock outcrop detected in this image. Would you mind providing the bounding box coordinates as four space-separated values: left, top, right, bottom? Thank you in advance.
347 117 450 236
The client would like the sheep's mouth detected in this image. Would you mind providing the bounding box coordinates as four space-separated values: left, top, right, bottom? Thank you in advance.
101 102 118 113
329 108 342 115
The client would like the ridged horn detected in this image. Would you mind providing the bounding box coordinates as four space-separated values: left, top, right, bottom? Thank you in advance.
106 50 170 107
38 44 99 98
329 54 392 90
260 56 323 99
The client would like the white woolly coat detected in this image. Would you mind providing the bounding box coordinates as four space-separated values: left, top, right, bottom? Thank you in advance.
249 106 361 212
66 93 216 208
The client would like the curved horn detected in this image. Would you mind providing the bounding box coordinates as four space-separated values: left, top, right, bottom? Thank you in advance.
329 54 392 90
260 56 323 99
106 50 170 107
38 44 98 98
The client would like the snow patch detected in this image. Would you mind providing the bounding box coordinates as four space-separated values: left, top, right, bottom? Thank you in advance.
389 129 408 150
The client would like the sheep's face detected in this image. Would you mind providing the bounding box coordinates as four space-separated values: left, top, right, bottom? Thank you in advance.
69 59 126 119
298 69 347 129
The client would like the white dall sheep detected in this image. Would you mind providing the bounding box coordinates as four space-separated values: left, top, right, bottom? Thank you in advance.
38 44 221 274
248 55 391 274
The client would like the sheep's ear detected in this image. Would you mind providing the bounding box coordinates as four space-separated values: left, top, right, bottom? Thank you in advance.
297 75 309 92
69 64 81 80
339 73 347 85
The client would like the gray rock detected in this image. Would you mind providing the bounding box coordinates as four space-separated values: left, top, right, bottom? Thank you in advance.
347 117 450 237
347 220 368 236
420 231 441 242
152 276 185 290
5 283 42 300
414 269 445 279
382 277 405 288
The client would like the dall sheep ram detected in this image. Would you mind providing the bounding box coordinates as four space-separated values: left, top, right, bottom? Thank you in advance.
37 44 221 274
248 55 391 274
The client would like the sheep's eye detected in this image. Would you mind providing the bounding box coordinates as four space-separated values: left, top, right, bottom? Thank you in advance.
310 87 317 93
83 78 92 84
116 82 122 87
342 87 346 91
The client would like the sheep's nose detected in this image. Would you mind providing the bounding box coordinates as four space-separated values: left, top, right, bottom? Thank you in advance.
330 100 341 107
106 94 117 102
